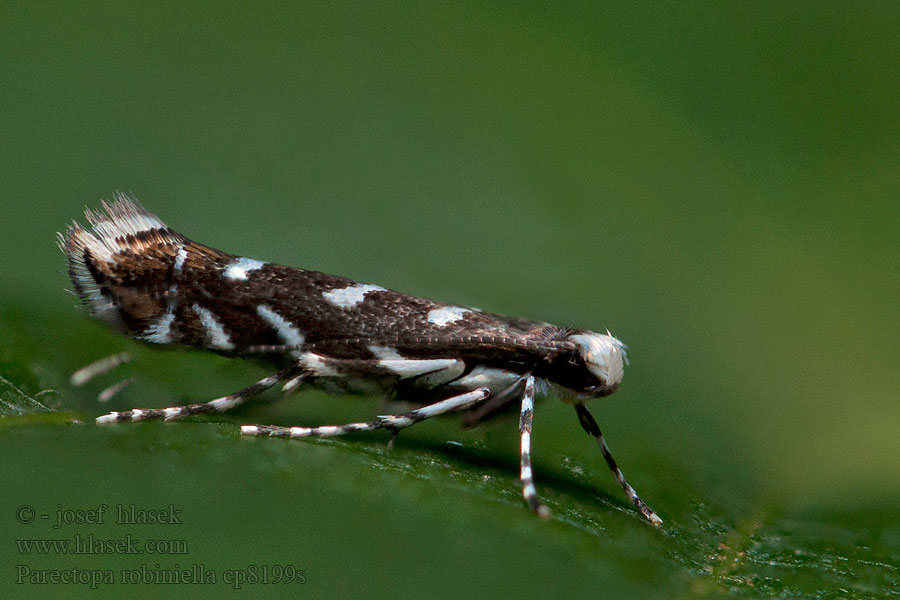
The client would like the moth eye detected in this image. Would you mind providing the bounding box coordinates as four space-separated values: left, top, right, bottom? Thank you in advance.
566 331 627 388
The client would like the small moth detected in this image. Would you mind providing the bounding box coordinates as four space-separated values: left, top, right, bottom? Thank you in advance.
60 193 661 525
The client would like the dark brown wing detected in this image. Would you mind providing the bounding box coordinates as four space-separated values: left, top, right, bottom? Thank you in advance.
62 195 573 368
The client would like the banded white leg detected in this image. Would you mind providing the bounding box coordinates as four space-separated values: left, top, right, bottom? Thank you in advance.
518 374 551 518
97 377 136 403
70 352 133 386
96 367 306 424
241 387 490 438
575 403 662 526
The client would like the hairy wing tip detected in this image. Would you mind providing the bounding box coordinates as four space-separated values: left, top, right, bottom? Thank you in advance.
60 192 179 323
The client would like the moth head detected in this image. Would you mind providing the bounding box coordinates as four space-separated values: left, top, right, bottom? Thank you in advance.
566 330 628 397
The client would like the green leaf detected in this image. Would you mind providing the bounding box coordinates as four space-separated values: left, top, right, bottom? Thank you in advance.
0 374 51 416
2 3 899 597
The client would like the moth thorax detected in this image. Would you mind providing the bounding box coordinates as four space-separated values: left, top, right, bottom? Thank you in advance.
567 331 627 388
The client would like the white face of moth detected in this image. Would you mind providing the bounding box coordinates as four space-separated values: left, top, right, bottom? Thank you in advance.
567 331 628 389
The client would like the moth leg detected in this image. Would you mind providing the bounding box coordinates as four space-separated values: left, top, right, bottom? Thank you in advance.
97 377 136 403
518 375 551 518
95 366 305 425
70 351 133 386
460 376 526 427
574 403 663 526
386 428 400 449
240 387 490 438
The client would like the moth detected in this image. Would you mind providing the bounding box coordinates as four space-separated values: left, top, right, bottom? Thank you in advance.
60 194 661 525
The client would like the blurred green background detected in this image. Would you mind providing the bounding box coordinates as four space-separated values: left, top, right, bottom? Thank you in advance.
2 2 898 598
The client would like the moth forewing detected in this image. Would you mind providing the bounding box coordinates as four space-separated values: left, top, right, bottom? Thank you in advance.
62 194 661 526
